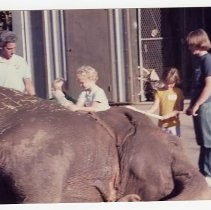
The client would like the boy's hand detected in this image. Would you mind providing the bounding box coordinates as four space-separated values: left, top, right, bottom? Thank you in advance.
52 81 64 91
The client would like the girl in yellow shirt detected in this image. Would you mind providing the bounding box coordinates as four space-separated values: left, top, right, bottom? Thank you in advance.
147 67 184 136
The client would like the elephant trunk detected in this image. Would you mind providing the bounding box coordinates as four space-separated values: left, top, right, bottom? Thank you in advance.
167 169 211 200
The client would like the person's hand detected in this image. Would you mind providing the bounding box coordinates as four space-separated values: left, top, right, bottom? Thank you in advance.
185 105 199 116
162 114 171 120
185 106 192 115
191 104 199 116
162 113 174 120
185 109 191 115
52 80 64 91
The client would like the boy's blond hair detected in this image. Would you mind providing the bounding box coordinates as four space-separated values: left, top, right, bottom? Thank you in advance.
162 67 181 85
76 65 98 82
186 28 211 51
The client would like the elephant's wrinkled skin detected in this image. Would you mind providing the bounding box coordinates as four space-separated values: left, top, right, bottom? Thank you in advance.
0 87 210 203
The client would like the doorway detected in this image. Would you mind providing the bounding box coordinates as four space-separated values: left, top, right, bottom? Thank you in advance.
64 9 114 101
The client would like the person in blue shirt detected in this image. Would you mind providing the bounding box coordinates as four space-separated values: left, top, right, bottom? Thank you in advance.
186 28 211 187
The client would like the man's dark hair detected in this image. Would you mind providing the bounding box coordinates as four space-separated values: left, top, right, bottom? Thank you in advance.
0 30 17 48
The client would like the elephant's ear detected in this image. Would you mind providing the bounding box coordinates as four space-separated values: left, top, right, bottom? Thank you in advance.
89 108 137 147
90 106 154 147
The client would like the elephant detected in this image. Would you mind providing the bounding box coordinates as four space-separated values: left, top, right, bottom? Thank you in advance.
0 86 210 203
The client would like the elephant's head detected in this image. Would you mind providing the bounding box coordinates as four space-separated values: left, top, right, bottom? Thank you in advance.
95 107 211 201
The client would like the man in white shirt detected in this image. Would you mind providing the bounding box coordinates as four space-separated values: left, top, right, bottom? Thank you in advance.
0 30 36 95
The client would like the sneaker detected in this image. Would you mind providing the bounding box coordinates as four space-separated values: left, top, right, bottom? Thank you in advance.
205 176 211 187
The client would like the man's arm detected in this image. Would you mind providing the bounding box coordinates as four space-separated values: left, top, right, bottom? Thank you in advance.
23 78 36 96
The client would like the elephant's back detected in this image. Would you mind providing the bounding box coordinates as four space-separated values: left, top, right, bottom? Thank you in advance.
0 92 119 203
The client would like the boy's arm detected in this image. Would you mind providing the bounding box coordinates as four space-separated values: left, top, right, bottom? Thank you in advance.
52 90 75 111
74 88 109 112
74 101 99 112
75 91 86 107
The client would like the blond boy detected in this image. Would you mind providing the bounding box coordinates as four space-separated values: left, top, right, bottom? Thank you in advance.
52 65 110 112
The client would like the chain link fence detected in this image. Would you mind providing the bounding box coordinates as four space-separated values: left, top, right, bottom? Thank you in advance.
0 11 12 32
138 8 182 101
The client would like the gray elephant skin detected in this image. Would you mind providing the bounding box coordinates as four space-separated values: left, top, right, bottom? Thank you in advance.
0 87 210 203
